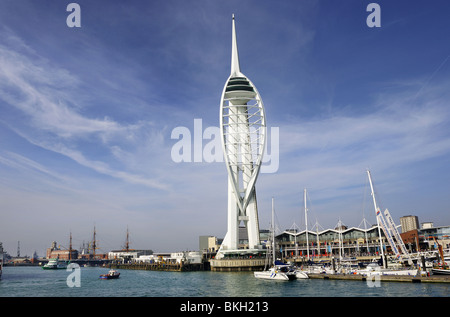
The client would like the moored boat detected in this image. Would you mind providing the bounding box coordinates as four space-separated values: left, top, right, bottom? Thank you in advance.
254 198 297 281
356 263 418 276
294 269 309 279
431 266 450 275
254 265 296 281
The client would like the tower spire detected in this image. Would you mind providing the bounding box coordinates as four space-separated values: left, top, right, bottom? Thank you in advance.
231 14 243 77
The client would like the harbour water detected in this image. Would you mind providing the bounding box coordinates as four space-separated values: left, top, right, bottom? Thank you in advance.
0 266 449 297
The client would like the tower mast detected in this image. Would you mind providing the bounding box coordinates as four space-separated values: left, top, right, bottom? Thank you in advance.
231 14 242 77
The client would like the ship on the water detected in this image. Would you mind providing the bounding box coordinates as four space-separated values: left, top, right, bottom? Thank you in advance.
99 269 120 279
42 258 68 270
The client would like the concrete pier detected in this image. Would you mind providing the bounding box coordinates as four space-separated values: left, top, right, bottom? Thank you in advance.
110 262 207 272
307 273 450 283
209 258 266 272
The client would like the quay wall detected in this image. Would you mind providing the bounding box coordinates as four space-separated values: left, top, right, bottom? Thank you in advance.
288 255 378 264
209 258 266 272
110 262 207 272
308 273 450 284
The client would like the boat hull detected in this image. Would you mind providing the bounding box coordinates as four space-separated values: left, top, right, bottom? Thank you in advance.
42 264 67 270
42 266 67 270
99 274 120 279
295 271 309 279
99 270 120 279
359 269 418 276
432 268 450 275
254 266 296 281
42 259 67 270
254 271 295 281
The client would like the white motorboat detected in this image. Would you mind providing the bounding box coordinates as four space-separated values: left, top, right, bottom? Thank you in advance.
431 268 450 275
254 265 296 281
42 258 68 270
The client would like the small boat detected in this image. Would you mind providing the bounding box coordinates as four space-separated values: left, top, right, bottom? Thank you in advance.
42 259 68 270
254 265 296 281
99 269 120 279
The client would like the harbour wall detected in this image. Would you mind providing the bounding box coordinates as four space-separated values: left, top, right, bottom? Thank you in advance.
110 262 207 272
308 273 450 283
110 258 266 272
209 258 266 272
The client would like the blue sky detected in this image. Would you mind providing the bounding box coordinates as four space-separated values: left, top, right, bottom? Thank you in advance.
1 0 450 256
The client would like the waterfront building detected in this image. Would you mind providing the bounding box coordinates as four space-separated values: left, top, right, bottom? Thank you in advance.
108 249 153 263
134 252 202 265
199 236 221 253
276 224 450 259
134 254 160 263
419 225 450 249
422 222 434 229
168 252 203 264
400 229 423 252
276 226 384 259
400 215 420 233
46 241 78 260
216 15 267 259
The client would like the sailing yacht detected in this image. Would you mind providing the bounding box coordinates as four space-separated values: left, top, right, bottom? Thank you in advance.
363 170 418 276
254 198 296 281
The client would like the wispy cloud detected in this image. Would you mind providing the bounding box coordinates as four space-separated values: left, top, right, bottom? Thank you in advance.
0 28 169 191
0 151 68 183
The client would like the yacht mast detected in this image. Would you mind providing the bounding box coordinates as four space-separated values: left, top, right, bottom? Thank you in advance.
272 197 275 266
304 188 310 259
367 170 386 268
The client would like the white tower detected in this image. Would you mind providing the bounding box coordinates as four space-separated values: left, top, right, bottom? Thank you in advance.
217 15 267 257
